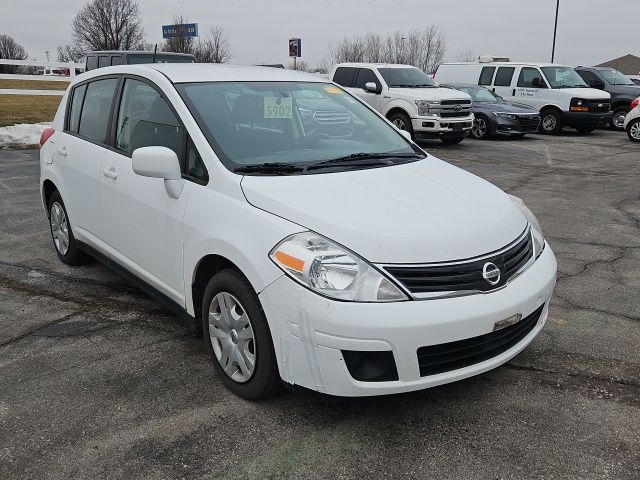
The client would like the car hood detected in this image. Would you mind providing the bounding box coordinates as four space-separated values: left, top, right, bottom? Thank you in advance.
475 102 539 114
388 87 471 102
240 158 527 263
610 84 640 97
557 87 611 100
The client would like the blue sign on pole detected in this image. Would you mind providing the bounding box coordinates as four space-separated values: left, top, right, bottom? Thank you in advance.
162 23 199 39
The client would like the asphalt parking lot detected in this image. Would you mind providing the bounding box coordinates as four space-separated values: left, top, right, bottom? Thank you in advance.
0 130 638 479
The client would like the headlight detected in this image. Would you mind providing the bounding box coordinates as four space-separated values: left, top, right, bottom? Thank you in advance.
492 112 517 119
415 100 439 116
298 107 313 116
508 195 545 258
270 232 408 302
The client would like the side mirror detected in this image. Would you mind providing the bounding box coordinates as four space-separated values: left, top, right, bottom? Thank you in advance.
590 80 605 90
132 146 184 199
532 77 545 88
364 82 381 94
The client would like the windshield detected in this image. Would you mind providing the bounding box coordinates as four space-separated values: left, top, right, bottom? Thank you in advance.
127 54 195 64
541 67 587 88
378 67 436 88
177 81 422 173
456 86 500 102
599 69 635 86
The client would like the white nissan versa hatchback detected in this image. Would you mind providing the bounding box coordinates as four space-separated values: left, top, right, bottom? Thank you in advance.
40 64 557 399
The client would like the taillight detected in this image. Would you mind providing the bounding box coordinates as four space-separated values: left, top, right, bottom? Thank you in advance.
631 98 639 110
39 128 55 147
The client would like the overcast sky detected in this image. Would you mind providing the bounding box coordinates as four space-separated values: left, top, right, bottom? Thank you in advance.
1 0 638 67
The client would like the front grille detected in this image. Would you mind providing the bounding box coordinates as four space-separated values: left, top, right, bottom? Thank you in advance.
441 99 472 106
313 110 350 124
516 115 540 129
416 304 545 376
584 99 610 113
384 229 533 295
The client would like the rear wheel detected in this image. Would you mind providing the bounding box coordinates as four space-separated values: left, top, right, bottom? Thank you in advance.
539 109 563 135
470 116 489 139
440 134 465 145
388 111 414 140
48 191 89 266
627 118 640 142
202 269 280 400
610 108 628 130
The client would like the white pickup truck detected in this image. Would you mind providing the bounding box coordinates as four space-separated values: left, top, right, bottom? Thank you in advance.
330 63 474 144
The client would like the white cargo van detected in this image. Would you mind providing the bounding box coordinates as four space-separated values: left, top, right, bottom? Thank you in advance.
435 61 612 134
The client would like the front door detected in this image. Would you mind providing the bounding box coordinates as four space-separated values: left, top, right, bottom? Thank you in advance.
350 68 383 111
100 77 191 304
514 67 547 111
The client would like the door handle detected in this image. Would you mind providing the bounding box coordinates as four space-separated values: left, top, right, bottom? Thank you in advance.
512 88 516 96
57 146 67 157
102 167 118 180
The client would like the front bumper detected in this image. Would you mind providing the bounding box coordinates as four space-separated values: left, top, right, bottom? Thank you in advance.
411 115 473 138
492 116 540 135
563 111 612 128
259 245 557 397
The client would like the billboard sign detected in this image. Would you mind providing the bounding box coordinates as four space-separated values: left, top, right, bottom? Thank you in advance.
162 23 199 39
289 38 301 58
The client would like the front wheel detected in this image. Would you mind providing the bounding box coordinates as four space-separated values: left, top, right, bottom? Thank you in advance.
202 269 280 400
627 118 640 142
539 109 563 135
440 134 465 145
470 116 490 139
388 111 414 140
610 108 628 130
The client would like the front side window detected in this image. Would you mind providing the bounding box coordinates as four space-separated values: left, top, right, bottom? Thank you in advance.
115 78 184 160
177 81 423 174
540 67 587 89
576 70 599 86
67 83 87 133
478 66 495 86
377 67 435 88
78 78 118 144
354 69 380 90
517 67 545 88
494 67 515 87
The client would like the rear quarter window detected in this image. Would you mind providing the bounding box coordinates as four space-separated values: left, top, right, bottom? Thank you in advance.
67 84 87 133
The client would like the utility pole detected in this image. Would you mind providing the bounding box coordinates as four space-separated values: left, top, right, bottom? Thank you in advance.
551 0 560 63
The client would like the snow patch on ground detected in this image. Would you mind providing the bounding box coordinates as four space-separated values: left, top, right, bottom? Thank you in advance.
0 122 51 148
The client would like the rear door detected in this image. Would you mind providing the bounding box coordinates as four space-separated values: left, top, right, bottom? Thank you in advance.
53 76 119 240
492 66 517 99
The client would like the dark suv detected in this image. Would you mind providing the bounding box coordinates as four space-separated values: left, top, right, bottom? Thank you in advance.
85 51 195 71
575 66 640 130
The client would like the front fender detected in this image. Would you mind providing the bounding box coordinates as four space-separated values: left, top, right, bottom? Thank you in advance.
382 98 416 118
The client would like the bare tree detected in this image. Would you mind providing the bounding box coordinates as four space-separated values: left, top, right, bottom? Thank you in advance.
327 27 446 74
194 26 231 63
162 15 194 54
56 44 84 62
0 34 28 73
71 0 145 53
456 49 476 62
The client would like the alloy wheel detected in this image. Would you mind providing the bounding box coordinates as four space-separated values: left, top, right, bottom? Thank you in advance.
542 114 556 131
50 202 69 255
392 118 407 130
471 118 488 138
630 121 640 140
613 111 627 129
208 292 256 383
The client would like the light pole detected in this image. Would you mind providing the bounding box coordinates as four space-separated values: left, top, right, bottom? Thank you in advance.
551 0 560 63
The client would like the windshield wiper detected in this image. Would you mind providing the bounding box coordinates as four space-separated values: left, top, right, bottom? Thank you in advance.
307 152 423 171
234 162 305 175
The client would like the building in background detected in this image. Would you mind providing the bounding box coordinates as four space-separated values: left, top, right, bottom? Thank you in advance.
595 54 640 75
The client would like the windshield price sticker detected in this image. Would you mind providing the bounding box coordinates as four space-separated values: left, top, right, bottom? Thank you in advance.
264 97 293 118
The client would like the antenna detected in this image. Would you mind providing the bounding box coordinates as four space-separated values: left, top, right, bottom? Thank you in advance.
152 44 158 63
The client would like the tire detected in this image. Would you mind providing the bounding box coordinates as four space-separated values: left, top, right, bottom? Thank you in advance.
610 108 628 131
576 126 596 134
440 134 465 145
47 191 90 266
388 111 414 140
539 109 563 135
202 268 280 400
627 118 640 142
470 115 490 139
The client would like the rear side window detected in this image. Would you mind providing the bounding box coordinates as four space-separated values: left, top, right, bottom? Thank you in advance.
115 78 184 160
517 67 544 88
98 56 109 68
78 78 118 144
67 84 87 133
479 66 495 86
86 56 97 70
494 67 516 87
333 67 356 87
111 56 124 66
354 68 379 89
